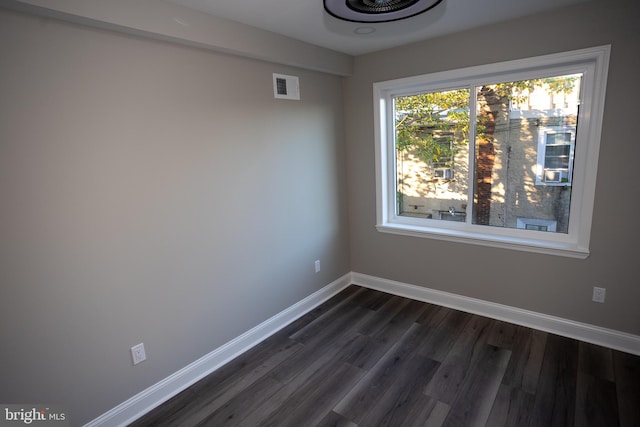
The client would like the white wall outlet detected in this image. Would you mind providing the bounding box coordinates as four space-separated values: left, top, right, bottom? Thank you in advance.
592 286 606 303
314 260 321 273
131 343 146 365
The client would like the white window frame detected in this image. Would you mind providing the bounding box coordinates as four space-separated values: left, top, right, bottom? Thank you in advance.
373 46 610 259
535 126 576 186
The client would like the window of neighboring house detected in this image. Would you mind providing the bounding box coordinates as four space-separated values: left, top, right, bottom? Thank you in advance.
373 46 610 258
536 126 575 186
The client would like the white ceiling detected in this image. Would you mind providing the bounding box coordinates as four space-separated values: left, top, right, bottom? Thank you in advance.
167 0 589 56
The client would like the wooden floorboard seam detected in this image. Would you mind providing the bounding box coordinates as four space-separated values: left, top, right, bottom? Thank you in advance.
129 285 640 427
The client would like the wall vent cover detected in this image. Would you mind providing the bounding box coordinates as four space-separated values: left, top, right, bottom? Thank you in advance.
273 73 300 100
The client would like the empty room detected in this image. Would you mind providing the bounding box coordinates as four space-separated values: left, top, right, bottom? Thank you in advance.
0 0 638 426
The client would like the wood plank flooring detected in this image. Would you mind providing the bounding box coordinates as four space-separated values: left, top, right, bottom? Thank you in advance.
129 286 640 427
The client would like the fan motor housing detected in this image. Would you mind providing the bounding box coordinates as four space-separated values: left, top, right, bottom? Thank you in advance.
324 0 443 23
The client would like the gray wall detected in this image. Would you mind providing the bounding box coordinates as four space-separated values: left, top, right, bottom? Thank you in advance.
0 7 349 425
345 0 640 336
3 0 640 425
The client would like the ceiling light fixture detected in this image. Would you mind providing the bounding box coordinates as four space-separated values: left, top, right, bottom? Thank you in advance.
324 0 443 23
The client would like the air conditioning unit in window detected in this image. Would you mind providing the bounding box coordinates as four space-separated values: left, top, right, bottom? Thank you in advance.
434 168 454 180
543 169 567 183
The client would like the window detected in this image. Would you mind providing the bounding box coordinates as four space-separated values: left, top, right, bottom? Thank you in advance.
536 126 575 186
374 46 610 258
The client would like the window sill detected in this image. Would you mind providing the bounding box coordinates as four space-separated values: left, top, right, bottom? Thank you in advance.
376 223 589 259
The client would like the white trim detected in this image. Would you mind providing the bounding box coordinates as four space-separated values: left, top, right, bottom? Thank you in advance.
375 223 589 258
86 270 639 426
350 272 640 356
84 273 352 427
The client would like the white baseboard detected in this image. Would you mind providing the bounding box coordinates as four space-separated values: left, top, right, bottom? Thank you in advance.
350 272 640 356
84 273 352 427
86 270 639 426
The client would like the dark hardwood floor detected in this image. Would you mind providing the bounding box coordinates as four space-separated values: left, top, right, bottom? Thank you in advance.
129 286 640 427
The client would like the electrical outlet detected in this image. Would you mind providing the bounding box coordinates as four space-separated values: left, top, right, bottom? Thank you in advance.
131 343 146 365
592 286 606 303
314 260 321 273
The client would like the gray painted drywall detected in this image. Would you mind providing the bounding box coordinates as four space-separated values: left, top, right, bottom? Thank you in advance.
0 7 349 425
345 0 640 336
0 0 353 76
2 0 639 424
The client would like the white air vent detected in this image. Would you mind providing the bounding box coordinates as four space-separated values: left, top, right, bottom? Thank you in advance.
273 73 300 100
